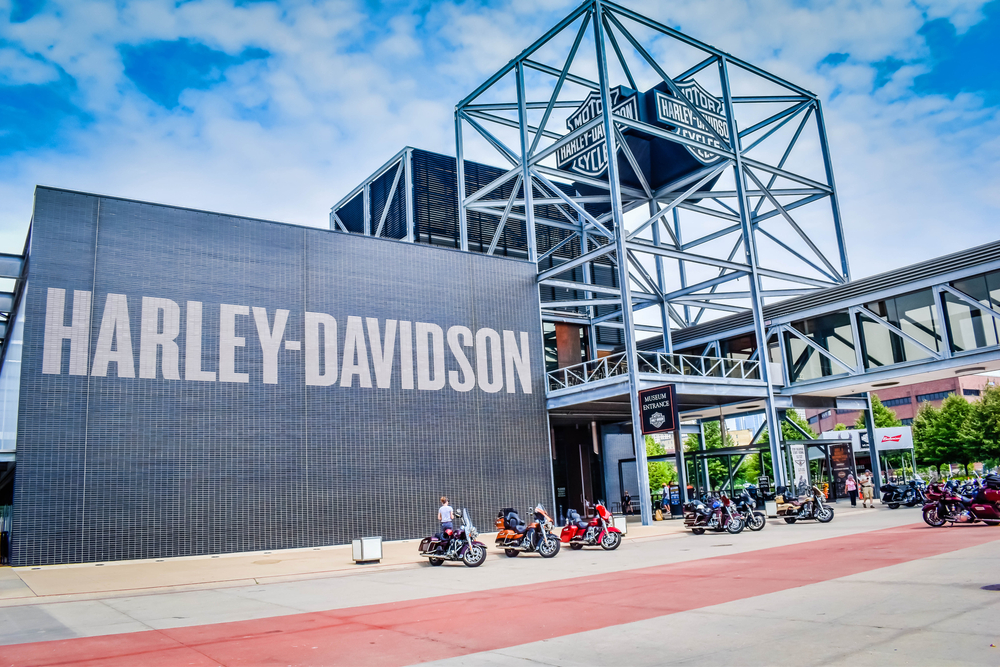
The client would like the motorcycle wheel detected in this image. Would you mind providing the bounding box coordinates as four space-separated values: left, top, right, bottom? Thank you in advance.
570 543 583 550
600 531 622 551
816 507 834 523
462 545 487 568
691 527 705 535
538 536 560 558
726 518 744 534
923 507 947 527
888 502 900 510
504 548 519 558
747 512 766 531
428 557 444 566
783 517 797 524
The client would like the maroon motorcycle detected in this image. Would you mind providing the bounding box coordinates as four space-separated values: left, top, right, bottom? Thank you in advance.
923 480 1000 527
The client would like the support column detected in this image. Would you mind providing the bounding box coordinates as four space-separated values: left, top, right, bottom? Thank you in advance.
719 56 786 488
593 1 651 525
674 429 687 503
698 421 710 495
863 392 883 499
650 201 672 353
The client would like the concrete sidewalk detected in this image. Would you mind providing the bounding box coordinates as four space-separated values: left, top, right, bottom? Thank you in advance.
0 517 690 603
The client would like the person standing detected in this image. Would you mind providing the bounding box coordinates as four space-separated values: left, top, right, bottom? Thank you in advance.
860 470 875 508
845 473 858 507
622 490 633 515
438 496 454 533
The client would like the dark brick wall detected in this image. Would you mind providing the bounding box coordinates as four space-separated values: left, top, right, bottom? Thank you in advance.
12 187 551 566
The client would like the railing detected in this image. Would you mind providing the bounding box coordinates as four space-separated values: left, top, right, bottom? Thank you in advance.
547 351 761 392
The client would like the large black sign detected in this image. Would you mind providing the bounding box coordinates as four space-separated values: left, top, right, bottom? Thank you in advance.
638 384 678 435
830 443 855 498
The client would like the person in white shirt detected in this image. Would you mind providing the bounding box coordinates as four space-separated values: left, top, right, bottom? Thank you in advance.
438 496 454 533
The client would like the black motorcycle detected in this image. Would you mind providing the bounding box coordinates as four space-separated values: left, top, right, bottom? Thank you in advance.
735 490 766 531
881 480 924 509
417 508 488 567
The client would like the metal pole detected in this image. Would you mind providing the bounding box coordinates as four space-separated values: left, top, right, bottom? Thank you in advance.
718 56 786 488
651 201 672 352
673 208 690 326
404 147 415 243
674 429 687 503
863 392 882 499
813 100 850 281
455 113 468 250
698 421 709 495
594 1 652 525
515 61 537 262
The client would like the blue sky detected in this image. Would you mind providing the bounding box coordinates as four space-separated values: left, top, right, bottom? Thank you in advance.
0 0 998 278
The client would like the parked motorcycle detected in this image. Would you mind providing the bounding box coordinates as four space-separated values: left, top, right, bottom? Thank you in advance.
417 508 488 567
922 481 1000 527
776 485 834 523
683 493 744 535
735 489 766 531
560 502 623 550
496 505 561 557
880 480 924 509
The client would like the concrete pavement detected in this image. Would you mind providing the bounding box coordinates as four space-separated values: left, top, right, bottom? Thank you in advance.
3 504 997 665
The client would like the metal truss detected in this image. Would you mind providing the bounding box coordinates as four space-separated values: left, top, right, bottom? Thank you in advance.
0 252 25 372
456 0 851 521
330 147 415 241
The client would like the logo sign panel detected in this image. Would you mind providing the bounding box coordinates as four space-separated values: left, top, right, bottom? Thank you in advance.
638 384 678 435
556 86 639 178
653 80 730 164
874 426 913 451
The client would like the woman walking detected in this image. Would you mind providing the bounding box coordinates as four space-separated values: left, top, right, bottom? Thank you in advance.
845 473 858 507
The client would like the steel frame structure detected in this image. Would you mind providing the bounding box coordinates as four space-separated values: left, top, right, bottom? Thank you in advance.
454 0 850 523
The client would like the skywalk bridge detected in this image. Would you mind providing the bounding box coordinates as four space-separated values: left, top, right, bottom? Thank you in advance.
546 238 1000 422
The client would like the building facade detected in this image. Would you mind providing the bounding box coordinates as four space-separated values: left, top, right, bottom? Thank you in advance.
805 375 997 432
10 187 552 567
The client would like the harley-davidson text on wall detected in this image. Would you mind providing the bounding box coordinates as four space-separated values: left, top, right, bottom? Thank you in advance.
40 288 533 393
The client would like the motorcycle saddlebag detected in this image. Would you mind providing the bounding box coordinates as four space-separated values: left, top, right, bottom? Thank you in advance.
984 488 1000 503
418 537 435 554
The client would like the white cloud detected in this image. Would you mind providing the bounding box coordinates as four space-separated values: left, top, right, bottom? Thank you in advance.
0 0 997 282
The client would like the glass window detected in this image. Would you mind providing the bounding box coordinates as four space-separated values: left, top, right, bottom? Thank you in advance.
785 312 854 382
963 388 981 397
916 391 951 403
946 275 999 353
881 397 912 407
901 418 913 426
860 289 939 369
721 333 756 361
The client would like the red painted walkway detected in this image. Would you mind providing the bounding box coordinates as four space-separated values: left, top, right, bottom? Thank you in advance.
7 524 999 667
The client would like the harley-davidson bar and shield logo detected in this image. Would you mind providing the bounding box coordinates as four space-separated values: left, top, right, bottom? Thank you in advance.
555 86 639 178
555 80 729 181
653 80 730 164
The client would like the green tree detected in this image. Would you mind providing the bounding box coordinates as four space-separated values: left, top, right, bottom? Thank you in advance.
970 385 1000 464
913 401 944 474
645 435 677 490
683 421 736 490
913 394 977 475
854 394 903 429
832 423 848 431
758 409 817 444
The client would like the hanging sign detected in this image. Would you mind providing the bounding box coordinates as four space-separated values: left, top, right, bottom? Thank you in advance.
556 86 640 178
829 443 855 497
790 444 809 489
638 384 678 435
653 79 730 164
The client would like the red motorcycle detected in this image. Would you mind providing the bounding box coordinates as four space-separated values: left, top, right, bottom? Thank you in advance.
923 480 1000 527
560 502 622 550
